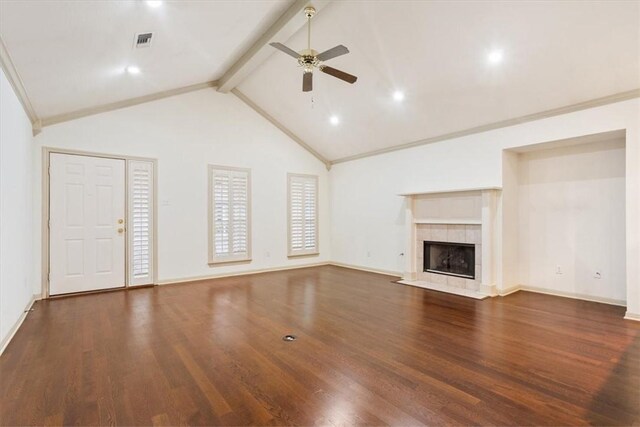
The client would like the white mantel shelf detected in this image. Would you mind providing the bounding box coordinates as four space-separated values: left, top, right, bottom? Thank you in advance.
399 186 502 197
413 219 482 225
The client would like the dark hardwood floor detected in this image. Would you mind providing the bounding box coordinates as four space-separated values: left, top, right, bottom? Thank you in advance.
1 265 638 426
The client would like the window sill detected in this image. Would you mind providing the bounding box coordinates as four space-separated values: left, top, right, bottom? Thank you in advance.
208 258 252 267
287 252 320 259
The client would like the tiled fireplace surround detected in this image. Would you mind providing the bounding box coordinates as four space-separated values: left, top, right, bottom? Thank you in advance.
400 188 500 299
417 224 482 290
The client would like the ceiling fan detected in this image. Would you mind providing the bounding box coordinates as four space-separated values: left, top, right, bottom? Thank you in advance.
269 6 357 92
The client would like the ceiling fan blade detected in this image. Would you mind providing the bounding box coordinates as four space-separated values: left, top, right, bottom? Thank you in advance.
320 66 357 84
269 42 300 59
303 72 313 92
316 45 349 62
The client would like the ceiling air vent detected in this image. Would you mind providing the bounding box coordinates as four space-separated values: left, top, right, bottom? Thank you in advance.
134 32 153 48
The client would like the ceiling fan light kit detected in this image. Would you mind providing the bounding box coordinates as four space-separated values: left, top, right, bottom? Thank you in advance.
270 5 358 92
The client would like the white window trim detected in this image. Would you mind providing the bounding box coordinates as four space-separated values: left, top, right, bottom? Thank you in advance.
208 165 252 265
287 173 319 258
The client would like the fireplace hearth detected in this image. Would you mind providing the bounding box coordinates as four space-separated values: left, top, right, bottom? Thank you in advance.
424 241 475 279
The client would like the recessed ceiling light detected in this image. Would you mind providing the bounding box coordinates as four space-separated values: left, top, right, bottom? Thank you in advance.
329 115 340 126
392 90 405 102
125 65 141 75
146 0 163 7
488 49 504 64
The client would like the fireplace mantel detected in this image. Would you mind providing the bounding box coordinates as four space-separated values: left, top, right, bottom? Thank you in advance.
398 186 502 197
413 219 482 225
400 188 501 298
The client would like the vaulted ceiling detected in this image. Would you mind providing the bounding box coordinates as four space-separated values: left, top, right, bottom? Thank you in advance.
240 0 640 161
1 0 639 162
0 0 290 116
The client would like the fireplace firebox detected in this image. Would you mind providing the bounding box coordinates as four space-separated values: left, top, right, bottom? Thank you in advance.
423 241 475 279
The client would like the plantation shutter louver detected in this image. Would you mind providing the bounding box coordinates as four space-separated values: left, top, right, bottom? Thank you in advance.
128 160 154 285
288 174 318 256
209 166 251 264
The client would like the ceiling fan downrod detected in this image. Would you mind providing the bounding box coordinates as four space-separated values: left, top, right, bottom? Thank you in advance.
305 6 315 52
302 6 317 75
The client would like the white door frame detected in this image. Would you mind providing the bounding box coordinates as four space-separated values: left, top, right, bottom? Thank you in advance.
41 147 158 298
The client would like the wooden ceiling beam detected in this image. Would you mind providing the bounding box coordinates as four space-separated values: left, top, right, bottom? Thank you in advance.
217 0 329 93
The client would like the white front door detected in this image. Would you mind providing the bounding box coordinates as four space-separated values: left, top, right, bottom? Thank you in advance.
49 153 126 295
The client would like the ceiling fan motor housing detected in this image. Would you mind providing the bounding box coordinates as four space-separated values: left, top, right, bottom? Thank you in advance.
298 49 320 72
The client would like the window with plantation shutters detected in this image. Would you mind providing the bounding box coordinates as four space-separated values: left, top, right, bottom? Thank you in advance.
208 165 251 264
127 160 154 285
288 174 318 257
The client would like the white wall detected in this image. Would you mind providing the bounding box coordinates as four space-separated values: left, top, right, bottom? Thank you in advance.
500 150 520 292
0 68 34 346
516 139 626 303
330 98 640 316
34 89 330 286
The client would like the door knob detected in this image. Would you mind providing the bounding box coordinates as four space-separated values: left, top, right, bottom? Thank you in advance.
118 219 124 224
117 228 124 234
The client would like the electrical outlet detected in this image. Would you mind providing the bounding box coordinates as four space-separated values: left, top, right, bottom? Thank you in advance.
265 251 270 258
367 251 371 258
556 265 562 275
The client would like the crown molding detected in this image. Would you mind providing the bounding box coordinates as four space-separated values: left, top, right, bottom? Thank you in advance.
330 89 640 165
40 80 219 128
0 36 40 133
217 0 330 93
232 88 331 169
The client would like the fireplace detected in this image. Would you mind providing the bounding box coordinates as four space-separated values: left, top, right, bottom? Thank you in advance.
424 241 475 279
401 189 499 297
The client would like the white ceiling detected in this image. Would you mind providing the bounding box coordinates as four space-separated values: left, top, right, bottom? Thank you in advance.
239 0 640 161
1 1 638 161
0 0 290 118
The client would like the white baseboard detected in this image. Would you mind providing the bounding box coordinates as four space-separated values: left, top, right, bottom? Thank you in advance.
158 262 331 285
328 262 402 278
159 261 403 286
624 312 640 322
499 285 522 296
503 284 626 307
0 294 39 357
175 263 626 311
479 284 498 297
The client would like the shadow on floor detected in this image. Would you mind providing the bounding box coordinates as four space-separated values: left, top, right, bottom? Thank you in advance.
586 333 640 426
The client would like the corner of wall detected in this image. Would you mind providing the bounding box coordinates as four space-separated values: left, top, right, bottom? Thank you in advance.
0 66 36 346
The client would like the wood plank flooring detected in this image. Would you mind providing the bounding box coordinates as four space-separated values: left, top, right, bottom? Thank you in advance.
1 265 638 426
